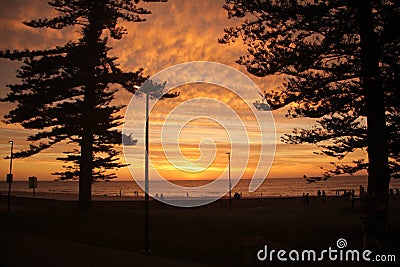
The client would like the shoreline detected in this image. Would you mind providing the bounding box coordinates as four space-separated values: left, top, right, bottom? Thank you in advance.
1 189 345 201
3 189 399 210
0 189 372 211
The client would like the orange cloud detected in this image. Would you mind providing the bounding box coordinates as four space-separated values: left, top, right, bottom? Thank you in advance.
0 0 366 181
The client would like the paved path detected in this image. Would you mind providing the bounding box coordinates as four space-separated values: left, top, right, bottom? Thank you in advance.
0 232 213 267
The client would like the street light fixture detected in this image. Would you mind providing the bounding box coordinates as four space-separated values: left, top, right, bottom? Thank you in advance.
226 152 232 211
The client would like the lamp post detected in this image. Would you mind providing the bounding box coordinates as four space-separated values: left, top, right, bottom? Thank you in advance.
226 152 232 211
133 84 151 254
134 81 179 254
144 89 150 254
7 141 14 212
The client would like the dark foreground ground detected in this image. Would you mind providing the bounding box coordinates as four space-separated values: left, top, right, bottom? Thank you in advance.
0 195 399 267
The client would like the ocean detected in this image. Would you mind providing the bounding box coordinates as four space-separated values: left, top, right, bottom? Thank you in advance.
2 176 400 199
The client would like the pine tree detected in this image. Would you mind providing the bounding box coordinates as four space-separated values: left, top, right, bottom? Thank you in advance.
1 0 166 210
220 0 399 248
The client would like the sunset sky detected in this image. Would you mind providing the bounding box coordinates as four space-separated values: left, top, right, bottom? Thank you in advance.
0 0 367 181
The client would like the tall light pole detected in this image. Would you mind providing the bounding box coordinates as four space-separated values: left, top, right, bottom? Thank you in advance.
134 81 179 254
7 141 14 212
226 152 232 211
144 89 150 254
134 84 151 254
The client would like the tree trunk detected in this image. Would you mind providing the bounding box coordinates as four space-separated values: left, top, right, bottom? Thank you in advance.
78 56 97 211
78 3 102 212
79 54 96 212
79 126 93 211
355 0 390 250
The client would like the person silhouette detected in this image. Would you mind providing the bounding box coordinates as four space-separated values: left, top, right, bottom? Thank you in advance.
360 185 365 195
160 193 164 201
322 190 326 203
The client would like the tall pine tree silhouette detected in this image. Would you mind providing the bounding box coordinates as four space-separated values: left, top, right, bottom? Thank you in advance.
220 0 399 248
1 0 166 211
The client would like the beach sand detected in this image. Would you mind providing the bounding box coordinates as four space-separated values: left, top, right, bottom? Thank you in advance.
1 192 399 266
